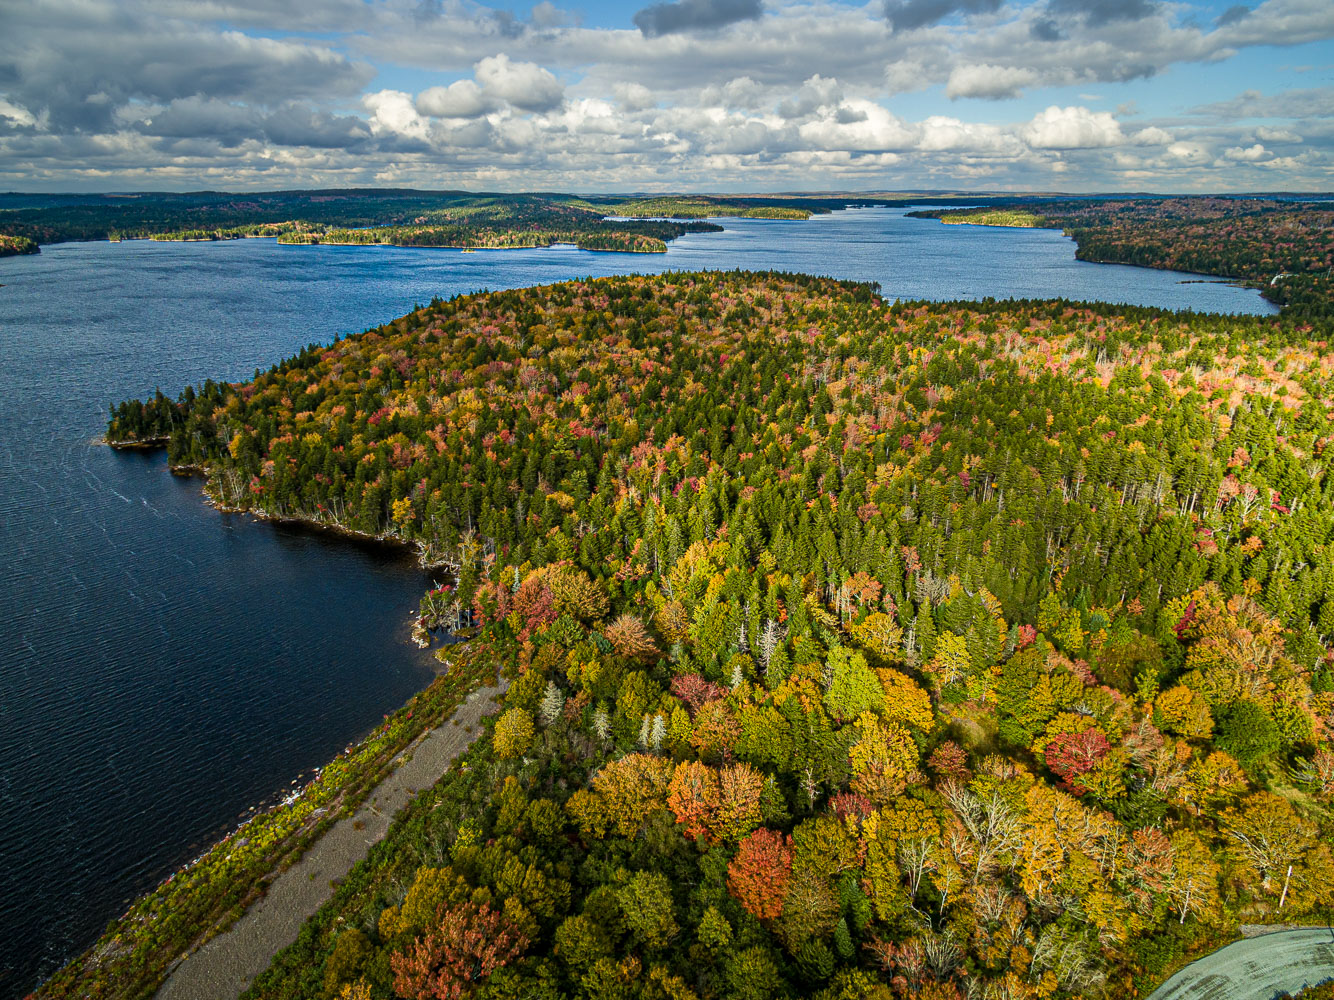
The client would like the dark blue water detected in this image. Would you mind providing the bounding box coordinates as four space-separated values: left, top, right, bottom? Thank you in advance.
0 206 1274 997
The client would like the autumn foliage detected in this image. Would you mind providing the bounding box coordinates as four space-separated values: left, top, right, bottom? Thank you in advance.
390 901 528 1000
88 268 1334 1000
728 828 793 920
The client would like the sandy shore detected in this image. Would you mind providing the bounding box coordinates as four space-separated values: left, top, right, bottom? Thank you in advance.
156 677 507 1000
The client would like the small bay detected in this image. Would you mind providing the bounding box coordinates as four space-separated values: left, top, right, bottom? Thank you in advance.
0 206 1274 997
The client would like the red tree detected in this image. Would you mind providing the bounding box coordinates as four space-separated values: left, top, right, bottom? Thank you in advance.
668 761 719 842
1045 728 1110 793
391 901 529 1000
510 578 556 640
471 578 513 625
727 828 793 920
926 741 970 783
671 673 727 715
830 792 875 822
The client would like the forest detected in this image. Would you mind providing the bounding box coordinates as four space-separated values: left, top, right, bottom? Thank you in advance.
85 269 1334 1000
0 233 39 256
909 198 1334 319
0 191 860 251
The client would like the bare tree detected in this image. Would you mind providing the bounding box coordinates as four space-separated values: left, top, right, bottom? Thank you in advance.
943 781 1021 885
898 836 936 900
922 930 962 980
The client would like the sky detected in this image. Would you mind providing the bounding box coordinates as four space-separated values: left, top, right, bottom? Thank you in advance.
0 0 1330 192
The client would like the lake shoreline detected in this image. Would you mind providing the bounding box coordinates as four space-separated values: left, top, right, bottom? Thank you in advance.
105 438 453 571
910 212 1279 309
29 645 495 1000
155 675 506 1000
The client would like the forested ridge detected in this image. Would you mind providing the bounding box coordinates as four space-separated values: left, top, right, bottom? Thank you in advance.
94 271 1334 1000
910 198 1334 319
0 191 860 253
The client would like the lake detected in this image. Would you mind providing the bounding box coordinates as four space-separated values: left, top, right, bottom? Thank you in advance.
0 206 1275 997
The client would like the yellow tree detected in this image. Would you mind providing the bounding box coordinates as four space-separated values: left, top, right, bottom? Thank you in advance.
849 712 919 805
877 668 935 734
1165 829 1219 925
851 611 903 661
568 753 674 838
1221 792 1317 900
926 632 971 687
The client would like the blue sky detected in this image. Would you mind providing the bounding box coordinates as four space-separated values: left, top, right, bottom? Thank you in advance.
0 0 1330 191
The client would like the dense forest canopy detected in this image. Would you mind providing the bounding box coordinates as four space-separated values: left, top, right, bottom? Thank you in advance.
910 198 1334 319
92 270 1334 1000
0 233 38 257
0 191 872 253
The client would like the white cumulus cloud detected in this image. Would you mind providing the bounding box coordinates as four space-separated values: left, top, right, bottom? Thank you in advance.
364 89 428 138
1022 105 1124 149
1224 142 1271 161
416 80 495 119
474 54 564 112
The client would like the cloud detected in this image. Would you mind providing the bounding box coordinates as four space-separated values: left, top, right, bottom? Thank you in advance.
917 115 1019 153
0 0 373 133
1022 105 1124 148
633 0 762 37
265 105 373 148
699 77 769 109
1224 142 1271 160
1131 125 1172 144
474 54 564 111
364 89 429 139
1 0 1333 191
416 80 495 118
1216 5 1251 26
777 75 843 117
1212 0 1334 48
613 82 658 111
1030 17 1063 39
138 97 262 146
1047 0 1159 26
531 3 571 29
1191 87 1334 120
1256 124 1301 142
946 64 1040 99
414 56 565 118
0 99 41 129
1167 140 1210 162
883 0 1000 31
797 101 916 151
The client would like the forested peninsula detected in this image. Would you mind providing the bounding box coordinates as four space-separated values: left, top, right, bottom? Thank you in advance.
75 269 1334 1000
0 191 869 256
909 198 1334 319
0 233 38 257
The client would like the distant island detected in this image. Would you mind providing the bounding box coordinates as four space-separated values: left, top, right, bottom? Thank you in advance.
0 191 879 256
